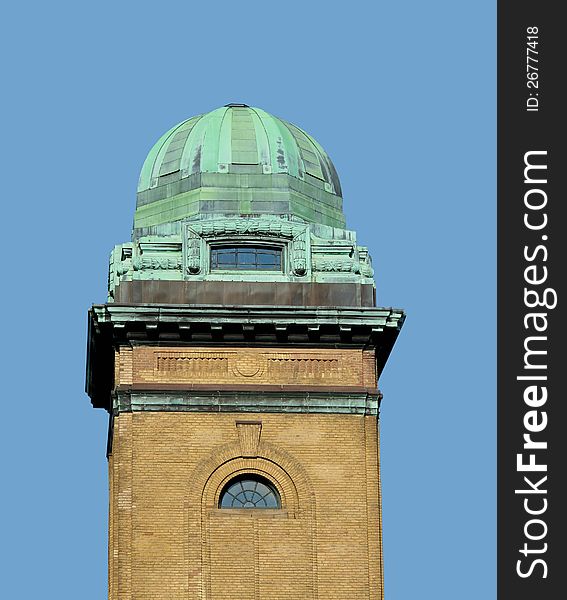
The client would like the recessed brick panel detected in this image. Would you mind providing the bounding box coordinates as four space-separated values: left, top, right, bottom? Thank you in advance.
119 346 377 390
109 412 383 600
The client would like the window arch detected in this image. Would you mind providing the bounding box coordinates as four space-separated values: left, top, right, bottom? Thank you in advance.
219 475 281 509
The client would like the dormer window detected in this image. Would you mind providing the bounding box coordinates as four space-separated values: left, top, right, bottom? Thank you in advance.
210 245 282 272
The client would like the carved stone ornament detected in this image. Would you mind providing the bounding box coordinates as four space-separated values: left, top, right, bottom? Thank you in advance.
188 217 306 239
312 258 360 273
185 227 202 274
291 229 308 276
184 218 310 277
132 256 182 271
358 248 375 278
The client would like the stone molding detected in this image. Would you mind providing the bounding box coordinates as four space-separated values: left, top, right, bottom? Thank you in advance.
87 304 403 411
111 390 382 417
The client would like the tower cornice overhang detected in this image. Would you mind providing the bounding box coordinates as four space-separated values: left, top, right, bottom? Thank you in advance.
86 303 404 411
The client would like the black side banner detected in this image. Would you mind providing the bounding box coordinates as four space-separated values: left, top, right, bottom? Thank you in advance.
498 2 566 599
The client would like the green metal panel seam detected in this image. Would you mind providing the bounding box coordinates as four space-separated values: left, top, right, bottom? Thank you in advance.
150 120 188 183
158 117 201 176
217 107 232 166
278 117 308 180
307 130 342 195
138 121 184 192
201 107 226 172
286 122 325 181
302 129 335 190
178 110 211 175
248 107 271 167
230 107 258 164
252 107 298 178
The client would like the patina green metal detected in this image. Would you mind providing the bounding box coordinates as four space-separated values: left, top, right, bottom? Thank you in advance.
108 106 385 299
86 304 405 411
108 215 375 299
112 390 382 416
87 103 405 440
135 105 344 231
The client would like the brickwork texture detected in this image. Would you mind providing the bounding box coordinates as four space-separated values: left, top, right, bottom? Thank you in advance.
108 345 384 600
115 346 377 390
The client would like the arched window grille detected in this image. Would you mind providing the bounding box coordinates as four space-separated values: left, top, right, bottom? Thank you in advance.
219 475 281 509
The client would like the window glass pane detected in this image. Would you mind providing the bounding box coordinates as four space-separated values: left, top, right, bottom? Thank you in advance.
255 482 270 496
220 493 234 508
218 253 236 262
264 493 278 508
239 251 256 265
210 246 282 271
227 482 241 495
258 251 274 261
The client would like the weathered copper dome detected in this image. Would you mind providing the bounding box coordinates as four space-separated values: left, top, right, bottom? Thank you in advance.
135 105 344 233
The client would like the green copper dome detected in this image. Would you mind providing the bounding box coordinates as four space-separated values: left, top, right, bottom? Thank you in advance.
134 105 345 233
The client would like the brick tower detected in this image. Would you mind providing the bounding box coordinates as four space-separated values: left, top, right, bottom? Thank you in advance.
86 104 404 600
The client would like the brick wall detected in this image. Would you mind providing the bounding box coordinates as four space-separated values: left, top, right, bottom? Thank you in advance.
108 345 383 600
114 346 377 390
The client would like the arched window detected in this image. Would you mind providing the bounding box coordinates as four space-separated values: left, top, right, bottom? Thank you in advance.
219 475 281 509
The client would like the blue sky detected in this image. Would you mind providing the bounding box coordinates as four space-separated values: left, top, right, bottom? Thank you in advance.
1 2 495 598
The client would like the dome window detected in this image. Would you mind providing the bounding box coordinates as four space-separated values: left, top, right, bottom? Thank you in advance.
210 245 282 272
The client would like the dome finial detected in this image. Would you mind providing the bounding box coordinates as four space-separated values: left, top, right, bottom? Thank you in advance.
224 102 249 107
